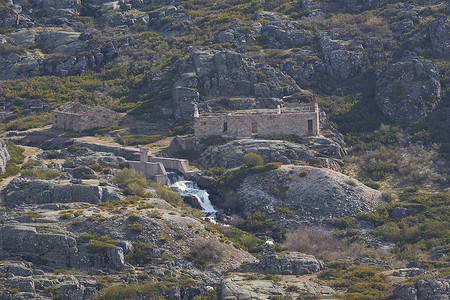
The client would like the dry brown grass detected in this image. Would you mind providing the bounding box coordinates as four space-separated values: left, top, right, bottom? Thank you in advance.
283 226 391 261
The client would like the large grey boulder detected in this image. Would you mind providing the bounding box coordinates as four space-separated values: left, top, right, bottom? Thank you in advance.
429 17 450 56
393 278 449 300
281 49 326 88
5 178 122 205
251 249 325 275
319 33 368 80
232 165 382 228
261 21 313 48
0 52 40 80
57 282 85 300
375 58 441 125
0 225 77 267
9 29 36 46
0 262 33 277
416 279 449 300
36 30 83 56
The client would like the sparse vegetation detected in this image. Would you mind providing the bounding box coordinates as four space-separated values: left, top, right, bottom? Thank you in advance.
243 152 264 167
112 168 149 196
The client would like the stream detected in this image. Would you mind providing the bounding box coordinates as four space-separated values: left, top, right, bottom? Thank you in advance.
167 172 217 220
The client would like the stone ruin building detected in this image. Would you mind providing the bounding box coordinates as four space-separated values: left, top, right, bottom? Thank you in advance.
52 100 119 132
194 98 320 138
127 148 193 184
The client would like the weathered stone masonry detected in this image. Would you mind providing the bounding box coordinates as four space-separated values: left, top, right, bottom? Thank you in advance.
194 103 319 138
52 101 119 132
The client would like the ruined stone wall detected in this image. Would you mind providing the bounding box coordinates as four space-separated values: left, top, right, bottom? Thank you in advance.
52 111 83 131
52 104 119 132
78 107 119 132
194 107 319 138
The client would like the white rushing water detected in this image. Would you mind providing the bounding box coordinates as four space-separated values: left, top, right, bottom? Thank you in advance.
168 173 217 219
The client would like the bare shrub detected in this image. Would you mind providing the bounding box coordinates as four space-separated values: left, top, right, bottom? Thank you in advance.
283 227 351 260
283 226 391 260
185 237 228 269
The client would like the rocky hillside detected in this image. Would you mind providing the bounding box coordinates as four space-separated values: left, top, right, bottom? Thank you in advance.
0 0 449 299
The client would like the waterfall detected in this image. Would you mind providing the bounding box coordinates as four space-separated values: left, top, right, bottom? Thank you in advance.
167 172 217 219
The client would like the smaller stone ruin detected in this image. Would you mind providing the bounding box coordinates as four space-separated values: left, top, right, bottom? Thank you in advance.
52 100 119 132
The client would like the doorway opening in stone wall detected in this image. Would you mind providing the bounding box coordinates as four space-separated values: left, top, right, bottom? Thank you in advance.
251 122 258 135
308 119 313 134
223 122 228 135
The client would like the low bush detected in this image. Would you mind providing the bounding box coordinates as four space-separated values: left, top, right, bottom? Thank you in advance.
67 144 80 153
238 212 286 241
318 262 389 299
112 168 149 196
46 151 61 159
283 226 351 260
21 168 61 180
184 238 227 270
243 152 264 167
298 170 308 177
129 223 144 233
125 242 155 266
96 280 174 299
154 184 181 207
85 240 117 253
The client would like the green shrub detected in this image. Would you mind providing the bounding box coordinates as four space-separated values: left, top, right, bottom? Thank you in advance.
298 170 308 177
382 191 396 202
59 213 72 220
154 185 181 207
46 151 61 159
96 280 173 299
67 144 80 153
308 157 323 168
125 242 155 266
88 163 103 172
23 211 40 218
147 211 162 219
113 168 149 196
21 168 62 179
6 142 25 164
329 217 355 230
243 152 264 167
85 240 117 253
129 223 144 233
238 212 286 241
128 214 140 222
345 180 357 187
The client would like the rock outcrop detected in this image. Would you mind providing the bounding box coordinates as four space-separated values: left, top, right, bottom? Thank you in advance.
261 21 313 48
227 165 382 228
240 248 325 275
172 50 300 119
4 178 122 205
393 278 449 300
429 17 450 56
0 224 126 270
319 33 368 80
375 58 441 125
199 138 344 169
0 139 10 174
